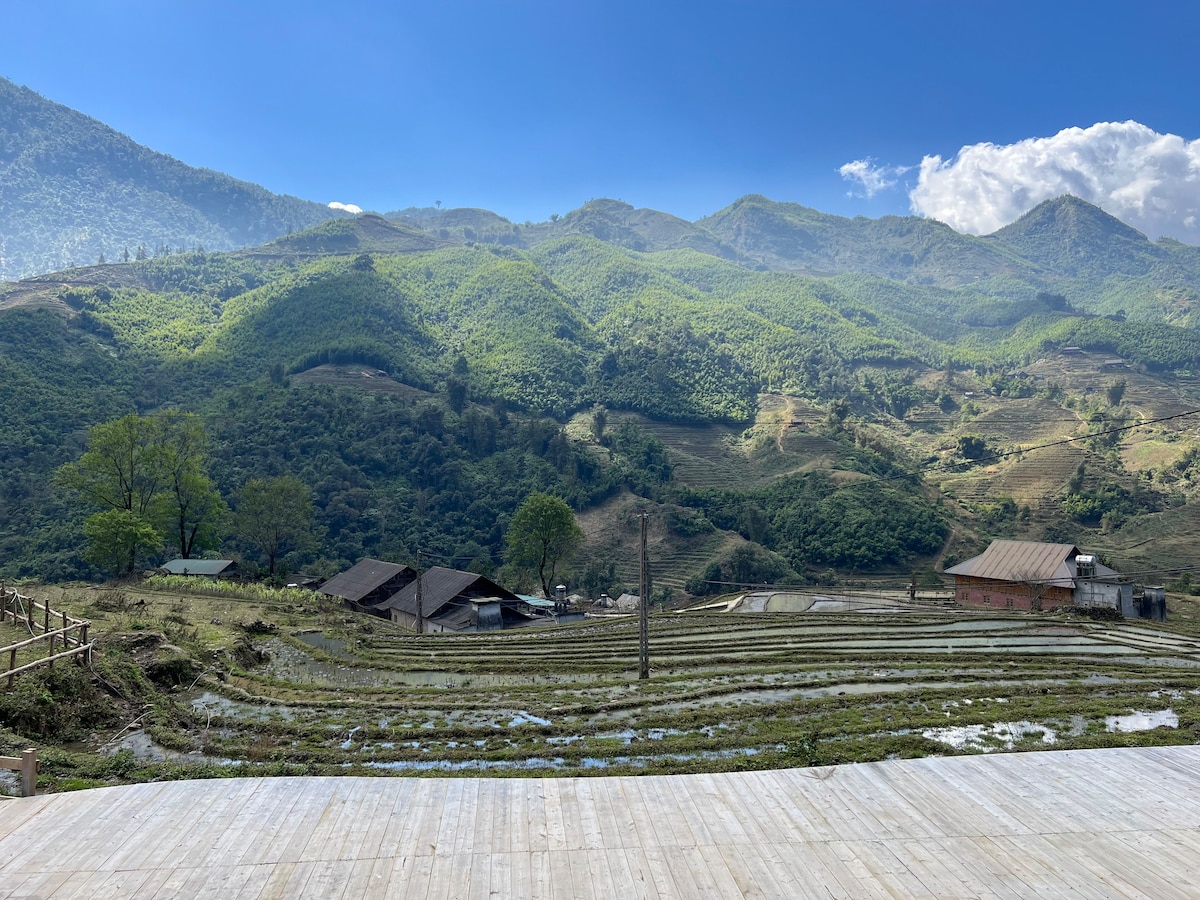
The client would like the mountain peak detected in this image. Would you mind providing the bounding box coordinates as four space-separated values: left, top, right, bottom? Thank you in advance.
990 194 1160 277
995 195 1149 242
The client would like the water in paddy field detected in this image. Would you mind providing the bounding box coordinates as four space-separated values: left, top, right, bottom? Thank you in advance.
1106 710 1179 732
922 721 1060 752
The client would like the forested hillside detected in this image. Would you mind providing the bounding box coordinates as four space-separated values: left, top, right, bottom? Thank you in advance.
0 77 341 281
6 206 1200 595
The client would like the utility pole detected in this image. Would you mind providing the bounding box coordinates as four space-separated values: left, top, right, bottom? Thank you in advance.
415 548 424 634
638 513 650 679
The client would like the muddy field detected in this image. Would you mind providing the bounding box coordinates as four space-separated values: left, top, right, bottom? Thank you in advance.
6 582 1197 793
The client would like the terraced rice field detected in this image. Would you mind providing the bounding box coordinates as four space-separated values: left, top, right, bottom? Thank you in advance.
96 608 1200 781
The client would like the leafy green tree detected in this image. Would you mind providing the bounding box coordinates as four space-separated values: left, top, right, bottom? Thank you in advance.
506 492 583 599
82 509 161 575
56 412 227 573
158 415 227 559
235 476 318 576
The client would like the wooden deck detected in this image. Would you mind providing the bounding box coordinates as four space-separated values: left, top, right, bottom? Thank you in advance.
3 746 1199 898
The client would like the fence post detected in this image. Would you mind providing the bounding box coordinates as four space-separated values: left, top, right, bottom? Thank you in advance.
7 647 15 689
62 611 69 644
20 749 36 798
46 633 55 668
43 600 49 636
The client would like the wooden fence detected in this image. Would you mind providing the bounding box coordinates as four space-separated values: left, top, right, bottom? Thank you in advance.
0 749 37 797
0 587 93 689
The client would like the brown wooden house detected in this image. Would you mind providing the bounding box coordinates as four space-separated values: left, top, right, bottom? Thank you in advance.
944 540 1124 612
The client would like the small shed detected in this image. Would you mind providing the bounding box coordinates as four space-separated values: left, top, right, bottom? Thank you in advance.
159 559 236 578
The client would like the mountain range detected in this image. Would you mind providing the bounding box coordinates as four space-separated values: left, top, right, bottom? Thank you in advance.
0 77 343 282
5 78 1200 595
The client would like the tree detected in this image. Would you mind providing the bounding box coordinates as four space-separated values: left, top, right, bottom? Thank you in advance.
590 403 608 442
235 476 317 576
157 415 227 559
56 413 226 574
506 492 583 599
82 509 161 575
1106 378 1127 407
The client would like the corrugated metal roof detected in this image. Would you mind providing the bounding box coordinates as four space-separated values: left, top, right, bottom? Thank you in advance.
945 540 1083 586
378 567 522 618
319 558 414 603
430 602 477 631
160 559 235 576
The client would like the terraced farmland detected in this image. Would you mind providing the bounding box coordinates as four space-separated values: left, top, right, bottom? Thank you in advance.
28 590 1197 793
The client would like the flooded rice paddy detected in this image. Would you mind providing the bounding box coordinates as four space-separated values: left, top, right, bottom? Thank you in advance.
103 611 1200 777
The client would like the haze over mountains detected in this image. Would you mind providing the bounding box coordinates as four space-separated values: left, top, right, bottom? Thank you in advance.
6 72 1200 314
0 77 343 281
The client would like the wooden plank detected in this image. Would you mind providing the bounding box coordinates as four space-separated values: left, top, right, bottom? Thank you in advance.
391 854 433 900
299 859 358 899
621 846 667 899
546 838 575 897
557 778 587 850
503 779 528 854
540 777 569 852
485 777 511 855
377 779 438 861
1 747 1200 897
446 778 480 857
431 851 474 900
504 849 532 900
338 856 389 898
662 774 718 847
602 841 642 896
527 849 554 900
255 860 314 900
573 778 605 850
468 848 494 900
807 839 890 900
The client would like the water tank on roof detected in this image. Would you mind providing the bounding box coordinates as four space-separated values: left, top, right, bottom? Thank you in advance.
1076 554 1097 576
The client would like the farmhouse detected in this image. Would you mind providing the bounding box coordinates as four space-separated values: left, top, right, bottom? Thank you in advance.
373 566 538 632
158 559 236 578
946 540 1133 614
318 558 415 612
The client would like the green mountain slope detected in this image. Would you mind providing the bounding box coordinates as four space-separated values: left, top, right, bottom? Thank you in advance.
696 194 1037 285
11 167 1200 590
0 77 341 281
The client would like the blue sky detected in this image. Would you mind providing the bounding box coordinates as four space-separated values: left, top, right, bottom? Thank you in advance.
4 1 1199 237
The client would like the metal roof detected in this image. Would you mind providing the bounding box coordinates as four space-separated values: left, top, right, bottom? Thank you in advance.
944 540 1119 587
160 559 235 576
319 558 414 603
377 567 522 617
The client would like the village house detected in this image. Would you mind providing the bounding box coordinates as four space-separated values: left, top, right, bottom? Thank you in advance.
371 566 541 633
945 540 1135 615
158 559 237 579
317 558 415 612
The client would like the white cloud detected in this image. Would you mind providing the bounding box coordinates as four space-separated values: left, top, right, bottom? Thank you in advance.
838 158 908 198
908 122 1200 240
328 201 364 214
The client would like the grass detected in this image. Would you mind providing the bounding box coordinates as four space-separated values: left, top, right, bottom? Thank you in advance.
8 580 1200 793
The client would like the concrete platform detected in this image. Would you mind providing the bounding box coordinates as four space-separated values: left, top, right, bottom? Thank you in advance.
3 746 1199 898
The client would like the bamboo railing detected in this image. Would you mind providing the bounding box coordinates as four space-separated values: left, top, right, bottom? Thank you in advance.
0 587 93 689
